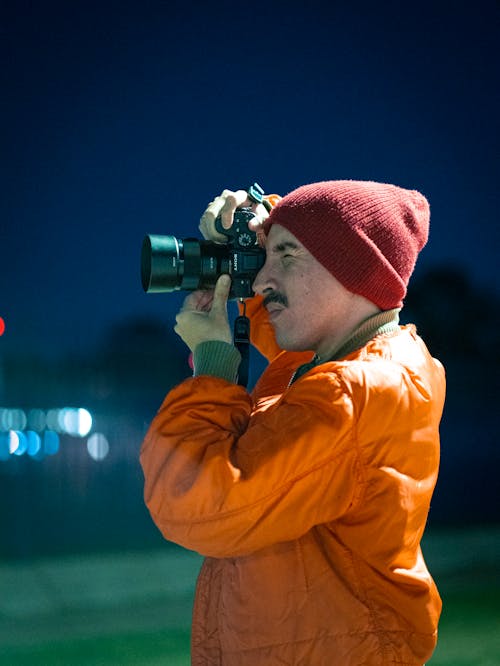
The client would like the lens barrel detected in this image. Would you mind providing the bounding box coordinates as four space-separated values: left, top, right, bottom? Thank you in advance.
141 235 230 293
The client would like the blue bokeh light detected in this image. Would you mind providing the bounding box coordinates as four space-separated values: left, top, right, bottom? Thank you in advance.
11 431 28 456
43 430 60 456
26 430 42 457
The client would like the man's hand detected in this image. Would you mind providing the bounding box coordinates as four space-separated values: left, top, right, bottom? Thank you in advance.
199 189 270 242
174 274 233 352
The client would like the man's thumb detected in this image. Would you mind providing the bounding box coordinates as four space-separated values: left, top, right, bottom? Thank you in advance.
211 274 231 311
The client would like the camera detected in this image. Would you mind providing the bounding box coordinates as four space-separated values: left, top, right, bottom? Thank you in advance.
141 208 266 300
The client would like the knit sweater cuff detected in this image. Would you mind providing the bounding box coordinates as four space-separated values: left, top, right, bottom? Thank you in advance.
193 341 242 383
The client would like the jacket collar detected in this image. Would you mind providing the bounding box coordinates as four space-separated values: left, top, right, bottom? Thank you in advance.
327 308 401 362
291 308 401 384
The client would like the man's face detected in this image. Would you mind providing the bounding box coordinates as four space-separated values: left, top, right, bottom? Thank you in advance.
252 224 358 358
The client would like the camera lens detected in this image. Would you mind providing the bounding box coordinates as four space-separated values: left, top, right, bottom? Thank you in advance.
141 235 230 293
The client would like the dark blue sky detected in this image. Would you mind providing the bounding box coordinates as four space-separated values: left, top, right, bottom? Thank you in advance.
1 1 499 358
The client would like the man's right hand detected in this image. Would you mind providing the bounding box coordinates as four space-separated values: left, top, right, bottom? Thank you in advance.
199 189 270 242
174 274 233 353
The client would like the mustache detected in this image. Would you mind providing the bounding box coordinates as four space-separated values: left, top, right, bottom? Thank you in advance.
263 292 288 308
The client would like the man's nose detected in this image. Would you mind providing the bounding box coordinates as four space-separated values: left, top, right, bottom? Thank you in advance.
252 260 272 296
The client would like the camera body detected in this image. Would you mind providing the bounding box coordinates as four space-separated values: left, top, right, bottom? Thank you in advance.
141 208 265 300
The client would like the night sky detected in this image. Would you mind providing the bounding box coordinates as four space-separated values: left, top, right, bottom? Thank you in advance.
2 1 499 360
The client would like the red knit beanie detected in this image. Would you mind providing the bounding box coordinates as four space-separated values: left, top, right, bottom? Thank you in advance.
263 180 430 310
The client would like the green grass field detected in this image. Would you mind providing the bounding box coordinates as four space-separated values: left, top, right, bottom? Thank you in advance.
1 527 498 665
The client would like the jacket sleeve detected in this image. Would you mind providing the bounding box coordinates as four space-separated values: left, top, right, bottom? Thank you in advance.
140 370 363 558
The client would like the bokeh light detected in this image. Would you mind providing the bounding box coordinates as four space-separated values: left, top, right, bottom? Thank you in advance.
27 408 46 431
87 433 109 461
47 407 93 436
61 408 92 437
0 433 9 460
43 430 60 456
10 431 27 456
26 430 42 457
0 408 27 431
0 406 92 459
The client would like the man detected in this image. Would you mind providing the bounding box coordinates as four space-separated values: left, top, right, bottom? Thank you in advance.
140 180 446 665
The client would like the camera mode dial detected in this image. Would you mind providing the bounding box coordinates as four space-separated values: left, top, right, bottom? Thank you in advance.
238 231 254 247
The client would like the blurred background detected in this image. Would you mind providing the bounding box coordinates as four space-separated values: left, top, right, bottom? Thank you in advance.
1 1 499 664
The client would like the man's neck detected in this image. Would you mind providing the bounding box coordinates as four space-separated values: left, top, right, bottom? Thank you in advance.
321 308 401 362
290 309 401 385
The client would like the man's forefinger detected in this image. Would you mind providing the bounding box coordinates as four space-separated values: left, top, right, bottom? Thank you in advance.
220 190 251 229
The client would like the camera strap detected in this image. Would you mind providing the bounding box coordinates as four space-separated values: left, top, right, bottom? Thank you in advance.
234 304 251 388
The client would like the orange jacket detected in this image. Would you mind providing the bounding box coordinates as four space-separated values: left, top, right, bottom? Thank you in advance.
140 297 445 665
